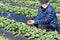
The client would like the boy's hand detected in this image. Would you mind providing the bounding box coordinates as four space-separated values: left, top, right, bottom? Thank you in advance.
27 20 34 24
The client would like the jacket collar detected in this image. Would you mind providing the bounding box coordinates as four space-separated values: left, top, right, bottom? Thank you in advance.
39 4 50 13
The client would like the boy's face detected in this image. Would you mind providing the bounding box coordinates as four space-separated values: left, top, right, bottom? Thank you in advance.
41 3 49 8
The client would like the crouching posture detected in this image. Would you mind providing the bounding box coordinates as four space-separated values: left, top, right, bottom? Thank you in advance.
27 0 58 31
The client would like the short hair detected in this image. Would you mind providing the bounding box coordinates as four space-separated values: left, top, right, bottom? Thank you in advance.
39 0 49 4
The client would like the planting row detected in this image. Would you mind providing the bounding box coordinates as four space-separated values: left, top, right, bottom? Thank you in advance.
0 4 60 17
2 0 40 8
0 16 44 39
2 0 60 3
1 0 60 8
0 4 37 17
2 1 40 8
0 17 60 40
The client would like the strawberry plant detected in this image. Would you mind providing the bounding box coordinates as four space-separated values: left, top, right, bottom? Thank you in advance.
1 0 60 9
0 4 37 17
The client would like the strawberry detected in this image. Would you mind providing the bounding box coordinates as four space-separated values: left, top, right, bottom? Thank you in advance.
14 34 19 38
29 20 32 23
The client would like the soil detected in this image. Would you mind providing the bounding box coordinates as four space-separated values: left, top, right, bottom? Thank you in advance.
0 29 28 40
58 22 60 26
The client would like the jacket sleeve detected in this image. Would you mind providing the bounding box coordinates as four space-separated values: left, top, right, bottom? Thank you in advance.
34 9 41 20
34 11 55 24
34 8 42 24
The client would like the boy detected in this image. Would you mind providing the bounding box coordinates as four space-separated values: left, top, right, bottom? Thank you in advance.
27 0 58 31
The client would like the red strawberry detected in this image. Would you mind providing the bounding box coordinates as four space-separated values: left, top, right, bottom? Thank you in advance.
14 34 19 38
29 20 32 23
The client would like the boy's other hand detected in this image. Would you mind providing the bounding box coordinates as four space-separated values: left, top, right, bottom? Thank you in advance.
27 20 34 24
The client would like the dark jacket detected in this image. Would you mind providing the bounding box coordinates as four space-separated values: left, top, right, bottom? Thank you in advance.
34 4 58 28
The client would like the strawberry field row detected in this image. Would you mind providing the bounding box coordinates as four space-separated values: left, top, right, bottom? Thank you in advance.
2 0 60 3
2 0 40 8
0 4 37 17
0 16 60 40
1 0 60 10
0 4 60 18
